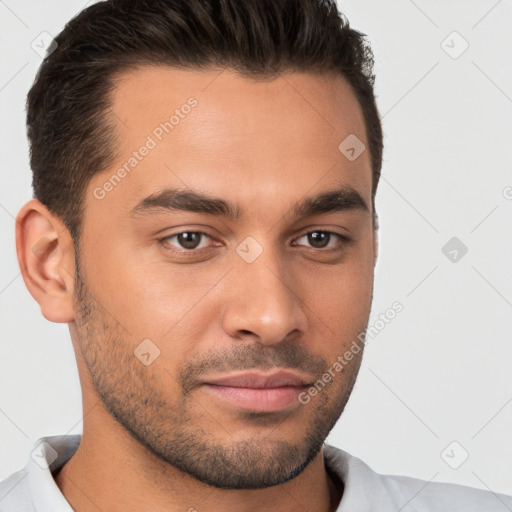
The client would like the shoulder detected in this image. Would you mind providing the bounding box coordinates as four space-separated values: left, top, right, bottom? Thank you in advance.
0 469 33 512
323 443 512 511
0 434 81 512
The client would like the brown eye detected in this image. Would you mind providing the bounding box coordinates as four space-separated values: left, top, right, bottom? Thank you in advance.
161 231 212 252
176 232 202 249
307 231 330 248
295 231 348 250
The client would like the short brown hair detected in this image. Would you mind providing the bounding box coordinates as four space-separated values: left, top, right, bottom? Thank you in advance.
27 0 383 245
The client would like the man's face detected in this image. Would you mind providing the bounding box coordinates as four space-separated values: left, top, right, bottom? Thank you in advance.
72 66 376 489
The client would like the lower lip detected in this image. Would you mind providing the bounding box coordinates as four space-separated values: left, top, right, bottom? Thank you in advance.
201 384 306 412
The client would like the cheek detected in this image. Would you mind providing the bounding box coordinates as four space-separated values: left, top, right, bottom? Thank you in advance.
98 249 227 343
298 248 374 350
310 274 371 332
79 234 169 336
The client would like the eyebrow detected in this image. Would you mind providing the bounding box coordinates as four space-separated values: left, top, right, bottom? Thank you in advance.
129 185 369 221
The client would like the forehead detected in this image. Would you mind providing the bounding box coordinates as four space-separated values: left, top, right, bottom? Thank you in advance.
86 65 372 224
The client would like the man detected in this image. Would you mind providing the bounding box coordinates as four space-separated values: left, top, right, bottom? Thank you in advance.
1 0 511 510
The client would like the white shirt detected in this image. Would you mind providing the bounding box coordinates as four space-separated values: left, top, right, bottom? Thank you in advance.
1 435 511 511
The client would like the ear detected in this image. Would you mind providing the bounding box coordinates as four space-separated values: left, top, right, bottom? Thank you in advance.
15 199 76 323
373 212 379 267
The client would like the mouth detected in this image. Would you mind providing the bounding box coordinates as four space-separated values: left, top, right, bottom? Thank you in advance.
200 369 314 413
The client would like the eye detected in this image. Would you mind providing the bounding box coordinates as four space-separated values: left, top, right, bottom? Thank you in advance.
160 231 214 252
294 231 349 250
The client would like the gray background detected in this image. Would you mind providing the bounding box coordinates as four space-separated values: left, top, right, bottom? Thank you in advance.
1 0 511 496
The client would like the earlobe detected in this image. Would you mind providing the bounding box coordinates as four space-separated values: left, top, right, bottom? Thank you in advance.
15 199 76 323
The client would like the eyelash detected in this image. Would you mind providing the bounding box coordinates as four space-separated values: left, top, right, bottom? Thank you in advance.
158 230 351 256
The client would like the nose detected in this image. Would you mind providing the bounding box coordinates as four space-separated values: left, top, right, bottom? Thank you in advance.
221 243 308 346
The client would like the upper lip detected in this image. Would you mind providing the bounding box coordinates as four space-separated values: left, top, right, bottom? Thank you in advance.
202 370 314 389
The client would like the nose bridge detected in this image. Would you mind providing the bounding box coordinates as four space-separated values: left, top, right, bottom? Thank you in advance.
222 238 307 344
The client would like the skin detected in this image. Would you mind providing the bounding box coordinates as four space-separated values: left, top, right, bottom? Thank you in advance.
16 66 378 512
